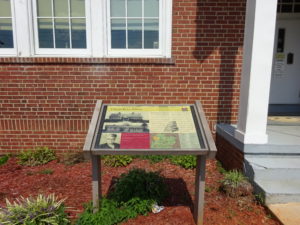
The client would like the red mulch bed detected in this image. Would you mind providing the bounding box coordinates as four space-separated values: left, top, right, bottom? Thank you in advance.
0 158 280 225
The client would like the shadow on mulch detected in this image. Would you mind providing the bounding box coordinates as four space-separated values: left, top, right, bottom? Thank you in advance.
106 176 194 211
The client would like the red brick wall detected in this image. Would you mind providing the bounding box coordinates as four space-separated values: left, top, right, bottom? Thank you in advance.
0 0 246 154
216 134 244 170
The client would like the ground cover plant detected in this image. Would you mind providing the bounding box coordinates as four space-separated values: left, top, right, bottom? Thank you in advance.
18 146 57 166
0 156 280 225
76 168 168 225
103 155 133 167
0 194 69 225
0 155 9 166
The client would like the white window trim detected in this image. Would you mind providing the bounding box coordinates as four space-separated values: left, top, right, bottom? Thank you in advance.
31 0 92 56
0 0 17 56
104 0 172 58
1 0 172 58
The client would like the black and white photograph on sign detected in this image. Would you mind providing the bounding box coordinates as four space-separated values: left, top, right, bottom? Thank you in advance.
105 112 149 123
102 111 150 133
102 122 149 133
99 133 121 149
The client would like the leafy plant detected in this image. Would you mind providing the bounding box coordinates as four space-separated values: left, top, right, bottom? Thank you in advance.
0 155 9 166
255 193 265 205
75 198 153 225
133 155 171 164
170 155 196 169
108 168 168 204
216 161 227 174
76 168 168 225
0 194 70 225
18 146 57 166
103 155 133 167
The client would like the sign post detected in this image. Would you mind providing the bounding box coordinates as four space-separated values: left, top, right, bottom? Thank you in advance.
83 101 217 225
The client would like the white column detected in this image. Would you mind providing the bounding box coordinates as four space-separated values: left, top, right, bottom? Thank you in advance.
234 0 278 144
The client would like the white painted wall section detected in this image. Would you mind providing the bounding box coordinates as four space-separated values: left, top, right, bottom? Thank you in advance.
235 0 278 144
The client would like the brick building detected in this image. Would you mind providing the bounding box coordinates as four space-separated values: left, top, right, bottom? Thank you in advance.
1 0 300 205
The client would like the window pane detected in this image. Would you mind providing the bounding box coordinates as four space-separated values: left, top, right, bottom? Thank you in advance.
55 18 70 48
0 18 13 48
128 19 142 48
144 19 158 49
144 0 159 17
54 0 69 17
71 18 86 48
0 0 11 17
111 19 126 48
111 0 125 17
71 0 85 17
127 0 142 17
38 18 53 48
37 0 52 17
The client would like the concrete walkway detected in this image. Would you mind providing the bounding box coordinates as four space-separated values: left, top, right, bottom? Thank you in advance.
268 203 300 225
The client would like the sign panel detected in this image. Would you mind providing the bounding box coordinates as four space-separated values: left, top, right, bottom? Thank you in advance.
94 105 205 150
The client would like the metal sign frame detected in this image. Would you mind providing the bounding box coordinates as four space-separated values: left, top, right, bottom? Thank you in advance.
83 100 217 225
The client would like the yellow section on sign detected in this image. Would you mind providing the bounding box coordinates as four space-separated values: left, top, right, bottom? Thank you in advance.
107 106 191 112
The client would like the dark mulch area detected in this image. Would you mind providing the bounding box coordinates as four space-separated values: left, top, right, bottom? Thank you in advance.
0 158 280 225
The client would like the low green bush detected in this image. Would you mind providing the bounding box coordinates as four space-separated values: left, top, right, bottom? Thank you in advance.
108 168 168 204
103 155 133 167
76 168 168 225
0 155 9 166
18 146 57 166
170 155 196 169
75 197 153 225
0 194 70 225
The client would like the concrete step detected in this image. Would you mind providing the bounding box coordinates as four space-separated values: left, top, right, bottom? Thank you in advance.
244 156 300 204
245 156 300 180
255 179 300 205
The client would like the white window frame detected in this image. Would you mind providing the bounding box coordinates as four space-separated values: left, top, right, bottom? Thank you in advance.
105 0 172 58
0 0 172 58
0 0 17 56
31 0 92 56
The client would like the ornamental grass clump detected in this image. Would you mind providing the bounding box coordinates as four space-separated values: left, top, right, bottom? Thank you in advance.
220 170 253 198
0 194 70 225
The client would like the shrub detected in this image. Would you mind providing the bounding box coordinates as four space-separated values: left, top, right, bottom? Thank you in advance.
108 168 168 204
220 170 253 198
170 155 196 169
103 155 133 167
0 194 70 225
0 155 9 166
76 168 168 225
18 146 57 166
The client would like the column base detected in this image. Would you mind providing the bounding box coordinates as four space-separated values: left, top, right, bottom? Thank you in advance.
234 129 268 144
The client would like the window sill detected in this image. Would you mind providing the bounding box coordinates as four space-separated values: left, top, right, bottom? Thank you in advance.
0 57 175 65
